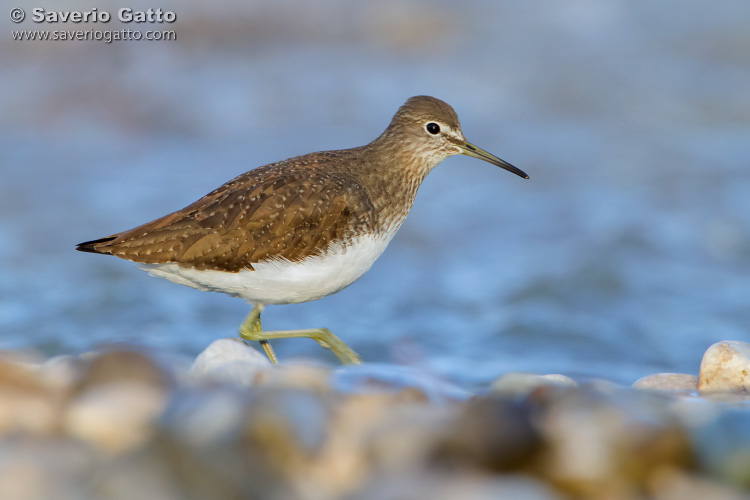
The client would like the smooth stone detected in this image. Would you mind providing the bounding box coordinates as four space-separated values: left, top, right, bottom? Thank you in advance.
254 363 332 392
190 338 271 386
355 472 562 500
164 385 332 477
331 364 471 404
246 387 331 455
536 389 691 493
0 438 94 500
57 349 172 453
649 468 749 500
0 359 57 435
691 408 750 489
490 372 577 397
0 349 44 366
148 398 291 500
698 341 750 393
365 403 453 475
75 349 170 391
433 396 542 471
698 392 750 404
302 392 424 497
632 373 698 392
63 381 168 454
576 378 623 394
0 358 45 393
36 354 86 392
163 387 250 449
165 387 334 499
87 439 236 500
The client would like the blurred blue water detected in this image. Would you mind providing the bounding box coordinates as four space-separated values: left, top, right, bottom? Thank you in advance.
1 1 749 386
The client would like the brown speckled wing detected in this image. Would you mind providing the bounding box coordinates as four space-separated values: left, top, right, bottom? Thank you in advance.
81 153 378 272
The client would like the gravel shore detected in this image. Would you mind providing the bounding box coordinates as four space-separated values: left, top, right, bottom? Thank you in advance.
0 339 748 499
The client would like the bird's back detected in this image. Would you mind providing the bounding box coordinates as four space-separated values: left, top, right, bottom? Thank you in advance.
77 149 380 272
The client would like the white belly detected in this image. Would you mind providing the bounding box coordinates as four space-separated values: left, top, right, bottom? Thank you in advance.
139 231 396 305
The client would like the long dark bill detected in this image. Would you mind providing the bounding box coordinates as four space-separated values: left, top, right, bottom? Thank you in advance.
461 142 529 179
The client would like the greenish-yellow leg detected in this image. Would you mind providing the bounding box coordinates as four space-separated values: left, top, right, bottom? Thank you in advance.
238 304 361 365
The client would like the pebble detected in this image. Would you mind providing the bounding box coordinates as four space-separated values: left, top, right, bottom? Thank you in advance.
190 337 271 386
433 396 542 471
535 388 692 497
254 363 332 392
63 350 171 454
698 341 750 393
64 381 168 454
649 467 750 500
0 438 94 500
0 359 58 435
331 363 471 403
163 388 249 447
633 373 698 392
0 340 747 499
365 402 453 475
36 354 86 392
354 472 563 500
490 372 577 397
691 408 750 489
76 349 170 390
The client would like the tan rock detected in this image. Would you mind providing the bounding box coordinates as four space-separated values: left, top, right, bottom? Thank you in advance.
254 363 332 392
62 349 171 454
63 381 168 455
0 360 58 435
36 355 86 392
332 364 470 403
76 349 170 390
0 439 93 500
537 389 691 496
650 467 749 500
434 396 542 471
633 373 698 392
698 341 750 393
356 472 562 500
490 372 577 397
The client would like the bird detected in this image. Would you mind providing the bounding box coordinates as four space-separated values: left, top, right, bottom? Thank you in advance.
76 96 528 364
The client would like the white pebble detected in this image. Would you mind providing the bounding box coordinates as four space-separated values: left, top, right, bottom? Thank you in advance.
698 340 750 393
190 338 271 386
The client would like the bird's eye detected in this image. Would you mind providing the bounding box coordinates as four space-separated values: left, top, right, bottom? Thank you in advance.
425 122 441 135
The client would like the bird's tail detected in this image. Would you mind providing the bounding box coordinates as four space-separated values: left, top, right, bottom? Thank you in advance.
76 236 117 254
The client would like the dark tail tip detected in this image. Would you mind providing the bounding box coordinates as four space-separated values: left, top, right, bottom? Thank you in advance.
76 236 116 254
